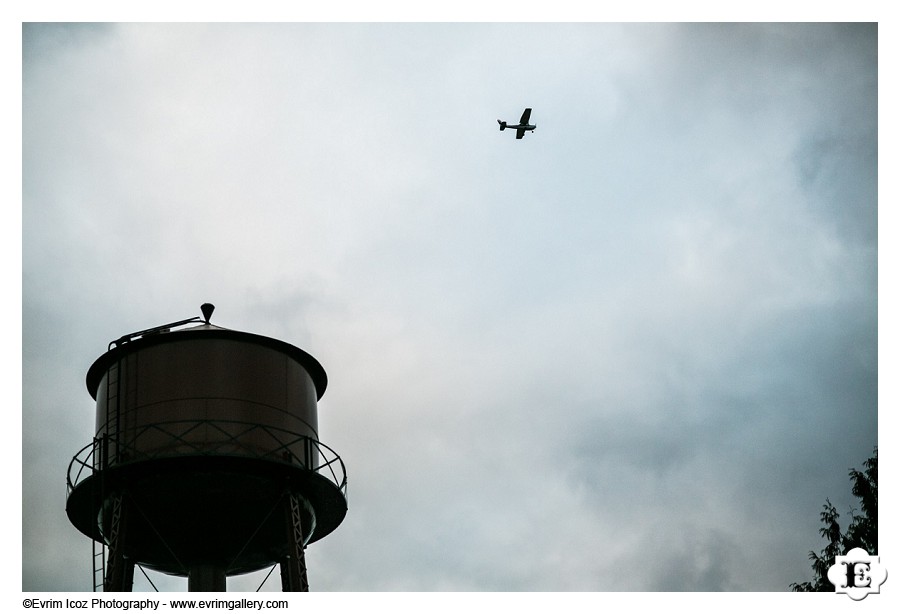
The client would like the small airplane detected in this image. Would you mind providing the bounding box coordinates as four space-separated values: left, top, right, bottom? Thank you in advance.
498 108 535 139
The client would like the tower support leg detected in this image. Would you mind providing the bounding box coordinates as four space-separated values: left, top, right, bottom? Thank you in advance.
188 564 227 592
280 493 310 592
104 494 134 592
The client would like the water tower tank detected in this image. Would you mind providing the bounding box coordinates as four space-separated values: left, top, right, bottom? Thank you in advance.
66 305 347 591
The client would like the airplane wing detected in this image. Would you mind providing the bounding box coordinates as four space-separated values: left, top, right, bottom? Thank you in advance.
519 108 532 124
516 128 526 139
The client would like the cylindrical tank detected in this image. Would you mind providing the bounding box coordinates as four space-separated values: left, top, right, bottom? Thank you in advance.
66 312 347 590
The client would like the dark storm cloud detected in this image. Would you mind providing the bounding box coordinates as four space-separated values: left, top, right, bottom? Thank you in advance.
23 22 115 60
795 134 878 244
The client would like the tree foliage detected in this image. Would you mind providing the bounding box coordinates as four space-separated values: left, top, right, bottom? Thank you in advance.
791 448 877 591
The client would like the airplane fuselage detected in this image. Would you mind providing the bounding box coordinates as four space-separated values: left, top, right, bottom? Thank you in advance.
498 122 536 132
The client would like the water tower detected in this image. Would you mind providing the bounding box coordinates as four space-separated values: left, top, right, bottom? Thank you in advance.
66 304 347 591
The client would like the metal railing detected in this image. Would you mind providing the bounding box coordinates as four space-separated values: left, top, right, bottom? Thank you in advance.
67 420 347 501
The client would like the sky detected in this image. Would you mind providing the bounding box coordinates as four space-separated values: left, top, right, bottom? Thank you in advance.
19 20 884 594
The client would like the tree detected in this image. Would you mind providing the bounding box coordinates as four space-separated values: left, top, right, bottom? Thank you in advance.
791 448 877 591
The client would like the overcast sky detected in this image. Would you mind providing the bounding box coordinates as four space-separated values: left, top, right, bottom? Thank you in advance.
21 22 880 593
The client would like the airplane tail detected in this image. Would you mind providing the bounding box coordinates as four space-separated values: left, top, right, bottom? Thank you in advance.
498 120 506 131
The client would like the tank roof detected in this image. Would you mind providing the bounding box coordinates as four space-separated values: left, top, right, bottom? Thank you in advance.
86 324 328 400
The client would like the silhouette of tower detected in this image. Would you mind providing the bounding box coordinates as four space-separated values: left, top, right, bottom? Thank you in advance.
66 304 347 591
